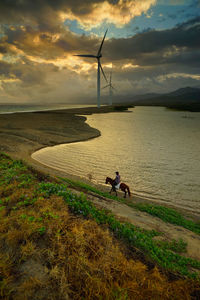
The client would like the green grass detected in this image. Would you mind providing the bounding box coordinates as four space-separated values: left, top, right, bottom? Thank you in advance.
155 238 187 254
1 153 200 299
60 177 123 202
37 182 200 279
60 177 200 235
132 203 200 235
0 154 36 187
1 153 200 279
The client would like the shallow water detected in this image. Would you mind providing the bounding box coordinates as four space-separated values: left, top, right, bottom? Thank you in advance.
0 103 96 114
32 107 200 214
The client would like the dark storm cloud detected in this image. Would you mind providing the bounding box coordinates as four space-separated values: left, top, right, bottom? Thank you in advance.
1 26 64 59
0 0 102 34
0 1 199 62
114 62 199 82
1 13 199 69
55 33 99 54
0 61 12 77
0 59 58 87
120 47 200 70
0 24 102 60
104 17 200 63
0 1 199 100
0 0 119 24
105 62 200 96
0 45 7 54
0 0 156 32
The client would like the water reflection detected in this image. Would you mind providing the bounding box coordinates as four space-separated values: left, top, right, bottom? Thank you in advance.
32 107 200 213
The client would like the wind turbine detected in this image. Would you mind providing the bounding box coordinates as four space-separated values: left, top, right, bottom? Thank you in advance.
74 30 108 108
103 67 115 106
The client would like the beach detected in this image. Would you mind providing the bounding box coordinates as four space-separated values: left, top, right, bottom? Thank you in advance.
0 106 113 174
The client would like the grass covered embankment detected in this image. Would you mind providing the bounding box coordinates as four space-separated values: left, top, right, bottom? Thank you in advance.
0 153 200 299
60 178 200 235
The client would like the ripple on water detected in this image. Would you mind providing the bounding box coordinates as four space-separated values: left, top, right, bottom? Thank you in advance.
32 107 200 214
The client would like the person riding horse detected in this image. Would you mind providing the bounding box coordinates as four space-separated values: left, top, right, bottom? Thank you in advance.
113 171 120 191
105 174 131 198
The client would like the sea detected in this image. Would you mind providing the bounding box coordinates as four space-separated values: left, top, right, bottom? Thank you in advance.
0 103 96 114
31 106 200 214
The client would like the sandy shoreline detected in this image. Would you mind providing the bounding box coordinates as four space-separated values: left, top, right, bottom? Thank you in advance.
0 105 125 184
0 106 109 159
0 105 199 220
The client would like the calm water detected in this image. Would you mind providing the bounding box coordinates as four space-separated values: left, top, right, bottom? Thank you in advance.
32 107 200 214
0 104 96 114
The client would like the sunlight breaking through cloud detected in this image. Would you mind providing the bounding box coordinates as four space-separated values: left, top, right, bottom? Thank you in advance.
0 0 199 103
63 0 156 29
122 63 140 69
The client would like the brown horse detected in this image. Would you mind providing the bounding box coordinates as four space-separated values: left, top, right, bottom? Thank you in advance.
105 177 131 198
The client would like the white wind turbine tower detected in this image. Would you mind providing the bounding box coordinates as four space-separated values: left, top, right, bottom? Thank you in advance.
103 67 115 105
74 30 108 108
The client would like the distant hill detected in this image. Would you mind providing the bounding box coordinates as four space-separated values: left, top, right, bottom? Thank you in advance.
129 92 159 101
131 87 200 112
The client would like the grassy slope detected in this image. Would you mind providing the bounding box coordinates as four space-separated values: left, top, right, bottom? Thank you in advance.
0 153 200 300
60 177 200 235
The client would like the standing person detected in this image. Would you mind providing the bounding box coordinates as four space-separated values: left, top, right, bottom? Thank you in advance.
113 171 120 189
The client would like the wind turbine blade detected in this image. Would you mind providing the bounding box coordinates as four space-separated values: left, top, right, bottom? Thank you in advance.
74 54 96 58
102 85 109 89
111 84 116 90
97 29 108 56
100 63 108 83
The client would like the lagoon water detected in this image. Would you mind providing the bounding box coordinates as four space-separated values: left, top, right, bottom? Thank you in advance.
32 107 200 214
0 103 96 114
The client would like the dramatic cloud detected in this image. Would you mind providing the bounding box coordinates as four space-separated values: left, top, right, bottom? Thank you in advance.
2 16 199 64
0 0 199 103
64 0 156 29
0 59 58 86
104 17 200 61
1 25 107 61
0 0 156 29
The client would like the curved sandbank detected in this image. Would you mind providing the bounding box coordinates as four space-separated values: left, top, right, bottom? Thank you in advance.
0 105 126 184
0 105 198 221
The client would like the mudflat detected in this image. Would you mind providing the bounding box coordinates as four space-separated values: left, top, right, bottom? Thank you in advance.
0 106 122 186
0 106 115 161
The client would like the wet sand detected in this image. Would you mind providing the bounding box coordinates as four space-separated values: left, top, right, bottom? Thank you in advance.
0 106 112 162
0 106 129 188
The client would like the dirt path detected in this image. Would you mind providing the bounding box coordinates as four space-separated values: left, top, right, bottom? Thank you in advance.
70 189 200 261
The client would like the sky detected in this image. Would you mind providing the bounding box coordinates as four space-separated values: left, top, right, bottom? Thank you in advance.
0 0 200 104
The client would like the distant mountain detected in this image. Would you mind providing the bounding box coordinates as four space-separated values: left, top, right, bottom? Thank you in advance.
105 92 160 104
167 87 200 97
129 93 159 101
131 87 200 111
